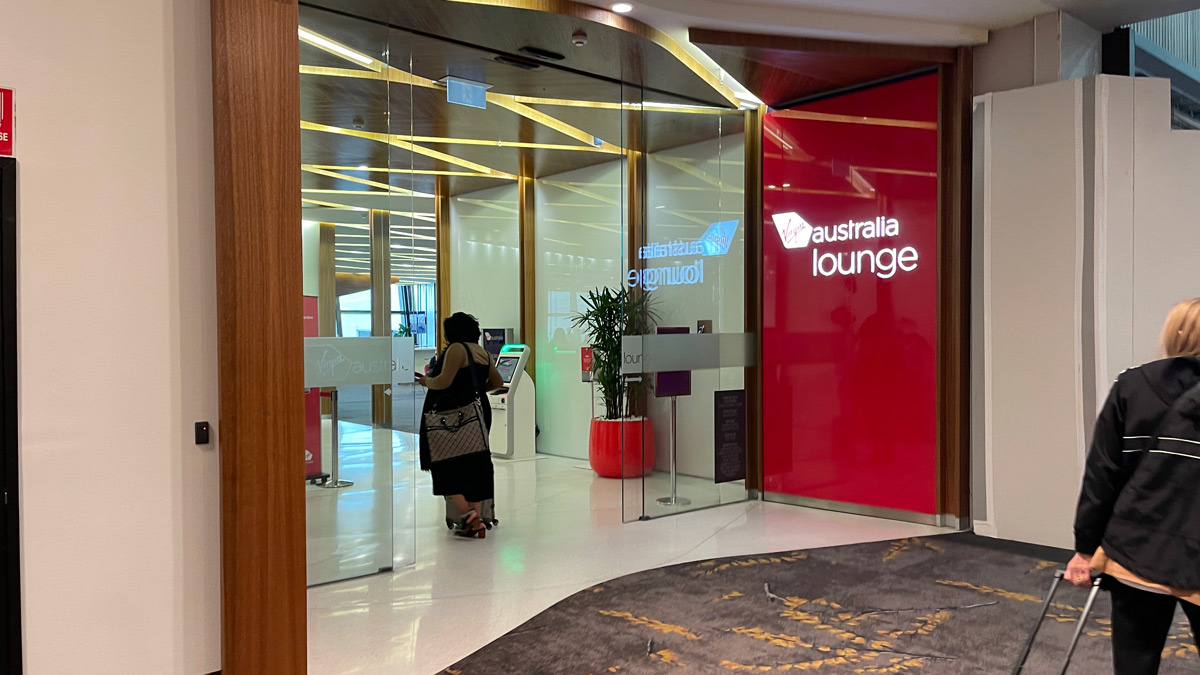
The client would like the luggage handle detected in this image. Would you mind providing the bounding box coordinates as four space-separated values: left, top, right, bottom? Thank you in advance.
1011 570 1103 675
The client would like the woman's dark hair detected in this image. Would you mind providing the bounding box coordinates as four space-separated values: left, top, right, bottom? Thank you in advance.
443 312 482 345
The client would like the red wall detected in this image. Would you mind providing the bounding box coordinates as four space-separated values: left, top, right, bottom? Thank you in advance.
762 74 940 515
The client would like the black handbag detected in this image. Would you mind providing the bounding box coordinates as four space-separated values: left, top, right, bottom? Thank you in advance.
423 344 490 464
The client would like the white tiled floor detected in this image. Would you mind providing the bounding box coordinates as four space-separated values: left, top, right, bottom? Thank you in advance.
306 425 949 675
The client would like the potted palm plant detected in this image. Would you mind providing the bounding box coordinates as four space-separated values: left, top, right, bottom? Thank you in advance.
572 286 657 478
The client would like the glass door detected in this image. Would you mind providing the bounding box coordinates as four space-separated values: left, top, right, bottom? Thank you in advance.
621 93 753 521
300 5 410 586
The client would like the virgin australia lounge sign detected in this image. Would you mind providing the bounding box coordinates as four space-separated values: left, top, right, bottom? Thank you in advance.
626 220 738 291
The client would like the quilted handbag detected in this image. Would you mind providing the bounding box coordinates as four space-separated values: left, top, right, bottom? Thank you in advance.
424 344 490 464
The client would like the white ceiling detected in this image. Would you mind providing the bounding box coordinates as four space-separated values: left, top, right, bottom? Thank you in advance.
615 0 1200 46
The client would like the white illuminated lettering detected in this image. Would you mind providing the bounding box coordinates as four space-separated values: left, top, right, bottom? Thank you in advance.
625 258 705 291
782 213 921 280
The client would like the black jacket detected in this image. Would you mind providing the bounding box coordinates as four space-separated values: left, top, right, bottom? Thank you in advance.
1074 356 1200 589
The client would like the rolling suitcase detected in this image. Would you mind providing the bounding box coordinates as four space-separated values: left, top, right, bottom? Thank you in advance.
444 496 498 531
1011 570 1104 675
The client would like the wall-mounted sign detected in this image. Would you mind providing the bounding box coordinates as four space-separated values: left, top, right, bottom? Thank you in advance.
772 212 919 279
581 346 594 382
654 327 691 398
627 220 740 291
0 88 13 157
714 390 747 484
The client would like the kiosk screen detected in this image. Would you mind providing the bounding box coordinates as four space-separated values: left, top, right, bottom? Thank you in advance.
496 356 520 384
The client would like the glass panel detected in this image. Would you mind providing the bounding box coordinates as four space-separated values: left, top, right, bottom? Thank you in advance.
623 94 751 520
299 5 400 586
388 25 420 575
529 78 627 493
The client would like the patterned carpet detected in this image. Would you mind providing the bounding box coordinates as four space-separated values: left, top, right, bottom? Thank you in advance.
442 534 1197 674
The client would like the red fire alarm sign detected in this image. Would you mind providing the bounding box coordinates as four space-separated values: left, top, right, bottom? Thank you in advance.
0 88 12 157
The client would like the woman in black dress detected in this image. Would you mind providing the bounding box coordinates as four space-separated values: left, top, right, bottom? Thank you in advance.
416 313 502 539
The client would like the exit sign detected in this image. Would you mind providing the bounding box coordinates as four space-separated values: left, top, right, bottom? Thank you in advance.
0 88 11 157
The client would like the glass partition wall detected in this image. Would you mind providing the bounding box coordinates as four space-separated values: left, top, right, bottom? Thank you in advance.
299 5 753 580
620 100 751 521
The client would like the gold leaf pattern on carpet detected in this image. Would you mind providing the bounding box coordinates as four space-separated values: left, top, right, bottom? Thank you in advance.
937 580 1084 612
598 610 702 640
695 553 809 577
883 539 944 563
719 648 884 671
857 656 927 673
877 611 950 639
650 649 686 666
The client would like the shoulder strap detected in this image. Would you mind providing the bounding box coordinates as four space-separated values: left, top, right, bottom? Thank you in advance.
1144 380 1200 451
460 342 484 400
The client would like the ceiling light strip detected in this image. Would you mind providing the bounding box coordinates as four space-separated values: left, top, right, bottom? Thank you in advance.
298 29 381 72
301 121 518 179
303 164 509 178
302 166 435 199
487 95 621 153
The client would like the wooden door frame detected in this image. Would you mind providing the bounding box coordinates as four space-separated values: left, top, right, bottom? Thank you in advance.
212 0 306 673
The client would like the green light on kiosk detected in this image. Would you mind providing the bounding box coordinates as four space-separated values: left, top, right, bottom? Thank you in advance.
501 344 523 353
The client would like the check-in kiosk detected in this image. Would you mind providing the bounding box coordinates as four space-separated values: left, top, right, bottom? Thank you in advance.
489 344 536 460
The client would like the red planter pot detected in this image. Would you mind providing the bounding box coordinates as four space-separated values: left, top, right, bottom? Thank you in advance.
589 418 656 478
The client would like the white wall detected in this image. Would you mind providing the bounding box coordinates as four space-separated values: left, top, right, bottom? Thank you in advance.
973 11 1101 96
975 75 1200 549
1124 78 1200 365
3 1 220 673
975 80 1086 548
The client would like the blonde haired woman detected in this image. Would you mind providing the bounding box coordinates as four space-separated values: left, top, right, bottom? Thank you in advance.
1069 298 1200 674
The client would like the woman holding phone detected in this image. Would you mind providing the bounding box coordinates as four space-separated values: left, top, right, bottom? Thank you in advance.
416 312 503 539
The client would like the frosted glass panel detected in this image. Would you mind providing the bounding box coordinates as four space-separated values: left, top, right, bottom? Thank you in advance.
449 183 521 335
534 161 625 459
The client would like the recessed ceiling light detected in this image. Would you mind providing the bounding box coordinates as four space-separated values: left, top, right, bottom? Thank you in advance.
611 3 634 13
782 183 791 188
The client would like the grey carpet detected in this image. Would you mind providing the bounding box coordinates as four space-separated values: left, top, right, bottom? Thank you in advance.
442 534 1196 674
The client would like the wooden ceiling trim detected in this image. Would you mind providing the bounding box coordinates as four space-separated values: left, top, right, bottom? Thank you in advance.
689 28 957 64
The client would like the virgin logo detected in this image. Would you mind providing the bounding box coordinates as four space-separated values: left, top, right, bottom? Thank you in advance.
771 212 813 249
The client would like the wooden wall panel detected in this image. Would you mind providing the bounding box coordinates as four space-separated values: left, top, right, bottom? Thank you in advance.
518 163 536 379
211 0 306 673
743 107 764 493
371 209 392 426
937 48 973 520
435 177 451 351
